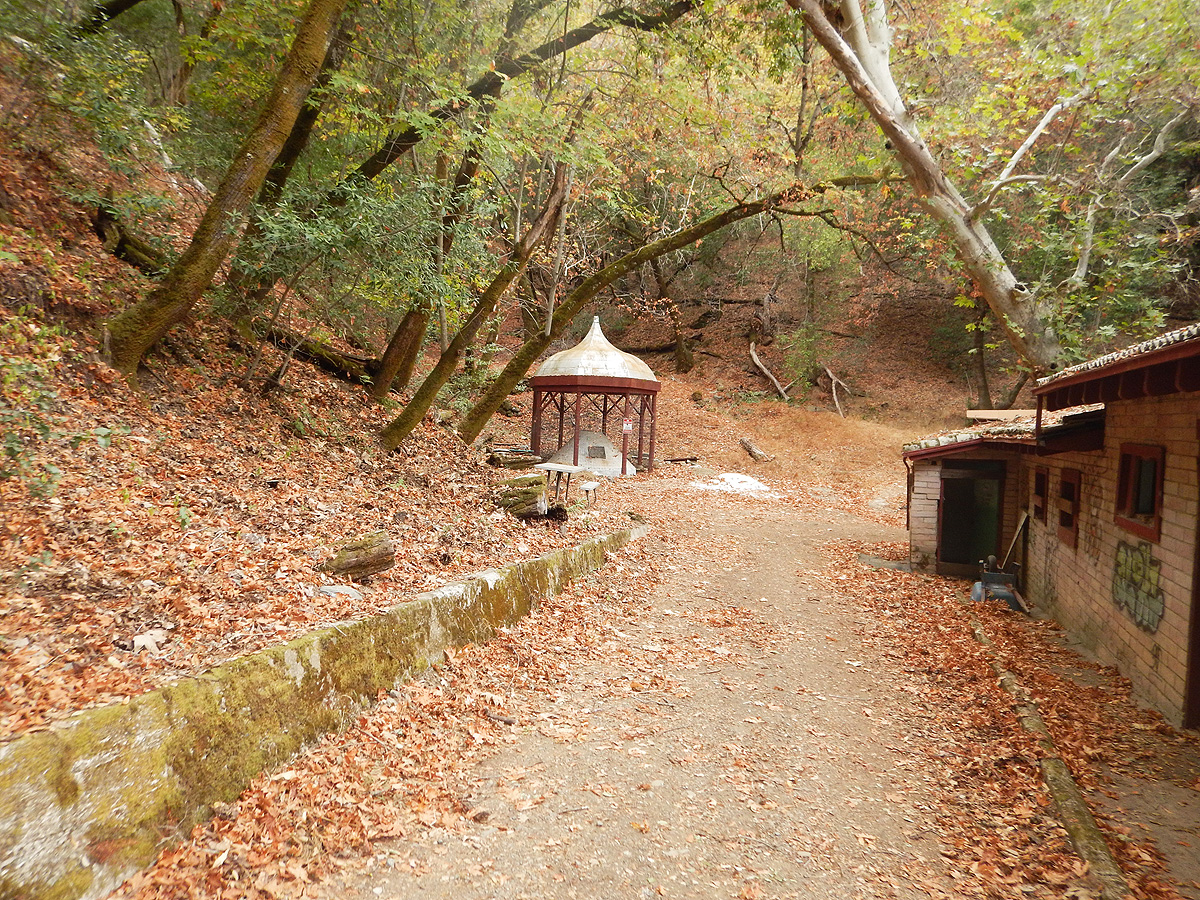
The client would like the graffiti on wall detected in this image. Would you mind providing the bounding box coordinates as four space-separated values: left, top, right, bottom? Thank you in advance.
1112 540 1165 632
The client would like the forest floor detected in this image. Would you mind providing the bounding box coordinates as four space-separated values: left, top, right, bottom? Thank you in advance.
100 410 1200 900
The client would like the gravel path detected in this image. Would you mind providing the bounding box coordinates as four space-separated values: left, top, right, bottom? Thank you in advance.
317 488 953 899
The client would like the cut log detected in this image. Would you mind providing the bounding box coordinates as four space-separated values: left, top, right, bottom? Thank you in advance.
749 342 790 400
318 530 395 580
495 473 549 520
740 437 773 462
487 450 539 470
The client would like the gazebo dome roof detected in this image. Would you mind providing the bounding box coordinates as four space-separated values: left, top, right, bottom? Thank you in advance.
531 317 660 390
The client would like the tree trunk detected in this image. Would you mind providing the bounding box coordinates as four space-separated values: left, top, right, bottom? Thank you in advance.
378 160 573 451
163 0 223 107
73 0 149 36
226 14 356 315
456 184 815 445
788 0 1063 372
369 306 429 400
346 1 695 187
235 1 697 311
972 321 993 410
103 0 352 378
998 372 1031 410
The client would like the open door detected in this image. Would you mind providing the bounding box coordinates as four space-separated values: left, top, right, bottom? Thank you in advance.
938 462 1004 577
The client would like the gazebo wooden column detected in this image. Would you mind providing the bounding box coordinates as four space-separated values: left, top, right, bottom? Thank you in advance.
529 382 660 471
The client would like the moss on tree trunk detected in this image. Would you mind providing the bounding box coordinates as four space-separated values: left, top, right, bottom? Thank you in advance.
104 0 352 377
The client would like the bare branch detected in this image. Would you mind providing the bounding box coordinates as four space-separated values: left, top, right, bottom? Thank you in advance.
1069 108 1189 285
969 88 1091 221
1118 109 1190 186
968 175 1047 221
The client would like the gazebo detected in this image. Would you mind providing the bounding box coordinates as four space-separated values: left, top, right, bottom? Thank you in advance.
530 317 661 474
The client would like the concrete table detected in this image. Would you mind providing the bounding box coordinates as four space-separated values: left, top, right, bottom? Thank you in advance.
534 462 585 503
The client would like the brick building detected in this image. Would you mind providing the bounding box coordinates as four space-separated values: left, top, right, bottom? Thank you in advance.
903 324 1200 729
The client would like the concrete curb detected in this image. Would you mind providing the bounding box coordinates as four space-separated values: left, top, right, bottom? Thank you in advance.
966 613 1129 900
0 525 649 900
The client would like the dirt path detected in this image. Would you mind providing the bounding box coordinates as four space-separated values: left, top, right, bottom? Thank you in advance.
316 481 953 899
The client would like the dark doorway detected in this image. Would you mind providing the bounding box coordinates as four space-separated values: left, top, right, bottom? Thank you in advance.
1185 422 1200 729
938 464 1003 577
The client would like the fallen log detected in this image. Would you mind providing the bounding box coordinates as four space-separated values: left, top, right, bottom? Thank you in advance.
616 333 702 355
318 530 395 580
252 319 381 385
749 342 789 400
91 188 167 275
740 437 773 462
487 450 539 470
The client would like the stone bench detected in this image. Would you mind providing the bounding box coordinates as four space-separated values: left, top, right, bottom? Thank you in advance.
579 480 600 505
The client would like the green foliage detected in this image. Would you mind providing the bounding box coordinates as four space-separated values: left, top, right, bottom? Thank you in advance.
0 4 182 171
778 323 822 392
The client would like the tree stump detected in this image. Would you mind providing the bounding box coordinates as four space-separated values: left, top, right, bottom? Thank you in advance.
495 473 549 519
318 531 395 580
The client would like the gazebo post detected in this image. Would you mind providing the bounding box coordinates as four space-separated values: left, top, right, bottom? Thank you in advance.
556 391 565 452
636 393 647 468
572 392 583 466
531 387 543 456
620 393 632 475
648 391 657 472
601 395 610 436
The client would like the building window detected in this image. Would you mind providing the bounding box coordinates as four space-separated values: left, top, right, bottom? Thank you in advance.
1116 444 1164 542
1057 468 1081 548
1032 467 1048 523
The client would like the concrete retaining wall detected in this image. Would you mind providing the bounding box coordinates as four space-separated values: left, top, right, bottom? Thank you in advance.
0 526 648 900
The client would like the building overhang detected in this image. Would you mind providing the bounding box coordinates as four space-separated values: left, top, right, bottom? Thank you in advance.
903 437 1034 462
1035 329 1200 411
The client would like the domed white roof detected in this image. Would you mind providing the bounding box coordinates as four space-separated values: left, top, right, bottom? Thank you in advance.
532 317 659 385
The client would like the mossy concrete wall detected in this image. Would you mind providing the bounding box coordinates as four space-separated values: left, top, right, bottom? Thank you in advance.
0 525 648 900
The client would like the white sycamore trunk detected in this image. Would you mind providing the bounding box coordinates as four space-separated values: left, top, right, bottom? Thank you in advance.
790 0 1064 371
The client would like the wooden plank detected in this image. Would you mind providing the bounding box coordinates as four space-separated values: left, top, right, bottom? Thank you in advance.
963 409 1037 421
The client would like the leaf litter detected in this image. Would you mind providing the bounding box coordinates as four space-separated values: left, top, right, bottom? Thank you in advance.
2 298 1196 897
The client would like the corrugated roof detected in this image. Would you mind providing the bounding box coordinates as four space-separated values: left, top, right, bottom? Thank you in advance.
1037 322 1200 389
533 317 659 383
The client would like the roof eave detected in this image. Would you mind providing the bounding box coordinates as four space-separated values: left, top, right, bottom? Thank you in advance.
902 437 1035 461
1035 349 1200 411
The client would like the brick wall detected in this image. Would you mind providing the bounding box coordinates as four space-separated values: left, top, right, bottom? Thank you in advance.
908 453 1025 573
909 462 940 570
1023 394 1199 725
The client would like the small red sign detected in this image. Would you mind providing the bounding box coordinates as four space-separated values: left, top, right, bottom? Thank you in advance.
622 418 633 434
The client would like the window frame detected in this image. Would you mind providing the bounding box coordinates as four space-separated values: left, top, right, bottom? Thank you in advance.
1057 468 1081 548
1032 466 1049 523
1115 443 1165 543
